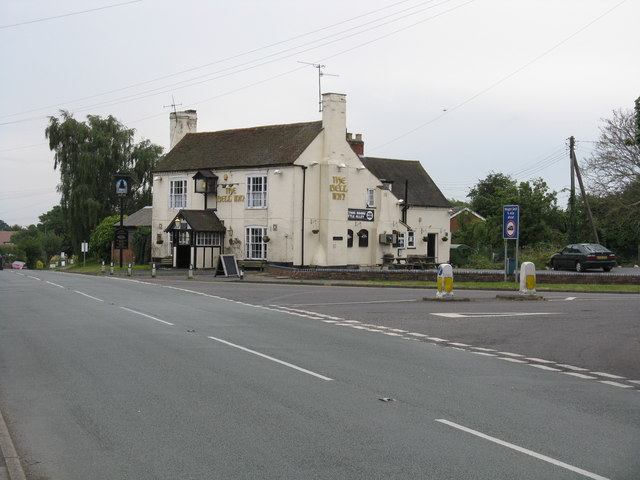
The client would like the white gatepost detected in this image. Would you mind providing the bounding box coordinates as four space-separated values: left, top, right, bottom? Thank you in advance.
520 261 536 294
436 264 454 298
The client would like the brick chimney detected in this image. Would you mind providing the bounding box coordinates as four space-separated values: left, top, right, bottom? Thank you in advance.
347 132 364 155
169 110 197 150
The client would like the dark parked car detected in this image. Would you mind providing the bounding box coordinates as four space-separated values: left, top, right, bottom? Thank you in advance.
550 243 616 272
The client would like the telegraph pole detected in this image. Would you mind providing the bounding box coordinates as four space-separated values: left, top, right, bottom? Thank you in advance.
568 137 577 242
569 136 599 244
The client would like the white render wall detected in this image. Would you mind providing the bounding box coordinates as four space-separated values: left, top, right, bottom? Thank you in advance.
151 93 450 266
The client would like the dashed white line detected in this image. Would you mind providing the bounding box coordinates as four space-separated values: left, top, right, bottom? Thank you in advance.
120 307 174 326
45 281 65 289
525 357 556 364
591 372 626 379
557 364 590 371
73 290 104 302
207 335 333 381
599 381 633 389
435 419 611 480
498 352 525 357
564 372 598 380
500 357 528 364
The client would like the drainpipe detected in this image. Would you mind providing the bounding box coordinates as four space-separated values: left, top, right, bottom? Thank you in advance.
299 166 307 267
402 180 409 224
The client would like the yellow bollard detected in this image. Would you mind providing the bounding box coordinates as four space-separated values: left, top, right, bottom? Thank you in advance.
436 264 454 298
519 261 536 294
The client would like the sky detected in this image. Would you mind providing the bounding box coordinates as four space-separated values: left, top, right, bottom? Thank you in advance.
1 0 638 227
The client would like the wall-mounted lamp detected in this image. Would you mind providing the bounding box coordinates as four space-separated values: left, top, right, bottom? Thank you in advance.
227 227 233 237
154 176 162 181
397 199 405 205
309 161 319 166
337 163 347 170
158 223 163 229
273 169 282 175
356 166 366 171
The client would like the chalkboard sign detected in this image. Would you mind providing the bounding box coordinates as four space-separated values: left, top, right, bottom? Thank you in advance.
216 254 239 277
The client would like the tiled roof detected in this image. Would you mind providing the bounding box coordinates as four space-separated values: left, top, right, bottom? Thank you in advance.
165 210 226 232
360 157 450 208
0 231 15 245
121 206 152 227
154 121 323 172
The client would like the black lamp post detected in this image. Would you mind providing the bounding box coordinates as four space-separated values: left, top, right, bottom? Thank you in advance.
113 174 132 268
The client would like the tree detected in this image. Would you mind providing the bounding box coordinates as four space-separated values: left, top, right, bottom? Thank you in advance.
0 220 20 231
38 205 71 253
46 112 163 253
89 215 122 262
467 173 565 249
582 102 640 196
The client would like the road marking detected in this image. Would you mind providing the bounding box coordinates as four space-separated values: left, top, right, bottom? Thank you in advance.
591 372 626 379
498 351 525 357
289 299 418 307
599 381 633 389
564 297 577 301
120 307 174 326
564 372 597 380
500 357 528 364
207 335 333 381
525 357 556 364
557 364 590 371
435 419 611 480
449 342 471 347
27 275 41 281
73 290 104 302
431 312 559 319
45 281 65 289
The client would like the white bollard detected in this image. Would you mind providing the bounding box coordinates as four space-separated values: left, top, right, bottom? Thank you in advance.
188 264 194 279
127 263 132 276
436 264 454 298
110 262 114 276
519 261 536 294
101 261 105 274
151 263 156 278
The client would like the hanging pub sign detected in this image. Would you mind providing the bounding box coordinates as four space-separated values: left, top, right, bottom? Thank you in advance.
114 227 129 250
348 208 374 222
113 174 133 197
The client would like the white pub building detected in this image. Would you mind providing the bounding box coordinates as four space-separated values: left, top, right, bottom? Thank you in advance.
151 93 451 269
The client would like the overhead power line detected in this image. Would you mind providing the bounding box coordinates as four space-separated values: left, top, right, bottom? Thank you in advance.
0 0 433 121
0 0 142 29
369 0 629 153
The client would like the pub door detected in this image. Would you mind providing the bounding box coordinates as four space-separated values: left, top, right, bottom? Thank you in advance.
176 245 191 268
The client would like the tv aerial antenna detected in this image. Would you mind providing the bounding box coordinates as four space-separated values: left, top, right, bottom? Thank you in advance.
298 62 339 112
163 95 183 123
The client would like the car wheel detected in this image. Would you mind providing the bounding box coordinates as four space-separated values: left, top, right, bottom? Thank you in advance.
603 266 611 272
575 261 583 272
551 260 559 271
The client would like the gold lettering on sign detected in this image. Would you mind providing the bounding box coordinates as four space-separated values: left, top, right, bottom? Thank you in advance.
329 176 347 200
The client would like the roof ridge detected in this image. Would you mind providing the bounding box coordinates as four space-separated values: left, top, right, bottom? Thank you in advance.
184 120 322 136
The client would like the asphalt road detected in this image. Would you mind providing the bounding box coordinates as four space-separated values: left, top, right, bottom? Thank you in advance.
1 270 639 479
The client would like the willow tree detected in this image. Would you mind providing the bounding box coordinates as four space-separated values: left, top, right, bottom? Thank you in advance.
46 111 163 253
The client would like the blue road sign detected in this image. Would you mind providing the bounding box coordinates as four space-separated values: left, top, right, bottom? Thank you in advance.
503 205 519 239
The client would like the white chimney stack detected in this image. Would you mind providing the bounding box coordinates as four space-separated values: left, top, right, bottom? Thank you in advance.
169 110 197 150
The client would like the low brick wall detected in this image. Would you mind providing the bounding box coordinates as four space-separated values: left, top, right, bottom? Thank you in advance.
266 265 639 286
